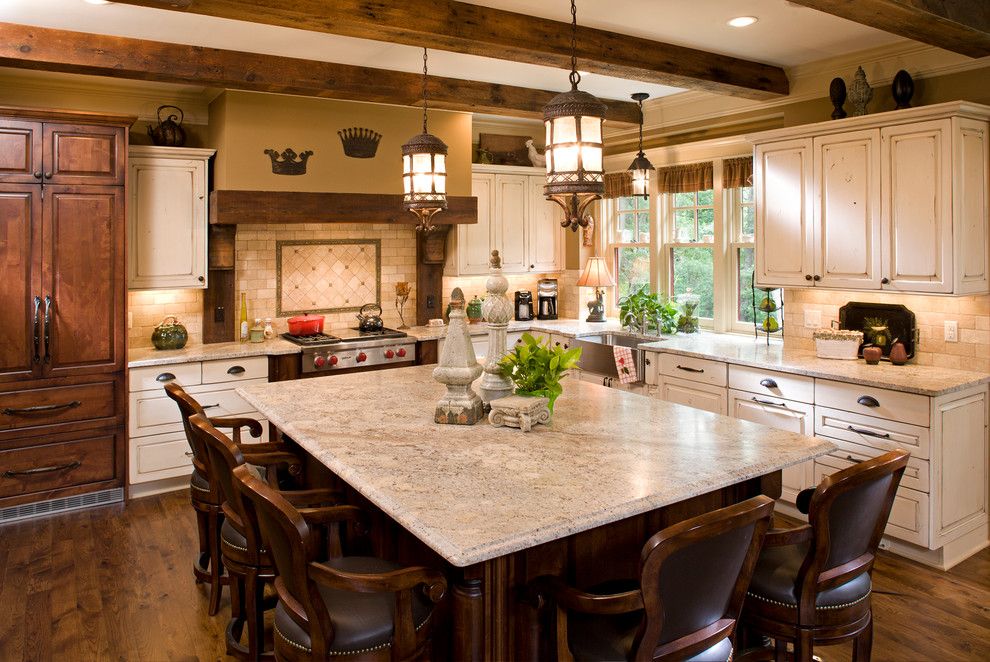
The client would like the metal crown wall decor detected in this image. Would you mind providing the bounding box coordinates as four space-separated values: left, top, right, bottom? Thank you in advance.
265 148 314 175
338 127 382 158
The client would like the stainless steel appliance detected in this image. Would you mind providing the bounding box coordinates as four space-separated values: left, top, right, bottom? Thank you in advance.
514 291 534 321
282 327 416 374
537 278 558 320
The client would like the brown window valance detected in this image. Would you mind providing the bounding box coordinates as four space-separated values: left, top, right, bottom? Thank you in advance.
603 171 634 199
656 162 713 194
723 156 754 189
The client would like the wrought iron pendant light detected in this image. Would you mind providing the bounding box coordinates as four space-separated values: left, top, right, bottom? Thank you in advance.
402 47 448 233
542 0 607 232
627 92 655 199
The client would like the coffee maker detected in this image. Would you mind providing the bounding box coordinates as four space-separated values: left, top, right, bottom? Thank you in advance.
514 291 534 321
537 279 558 320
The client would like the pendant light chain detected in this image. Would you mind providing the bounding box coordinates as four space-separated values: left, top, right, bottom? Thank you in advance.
638 97 644 152
422 47 429 134
568 0 580 88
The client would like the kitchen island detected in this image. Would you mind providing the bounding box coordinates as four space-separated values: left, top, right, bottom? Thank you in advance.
239 365 834 660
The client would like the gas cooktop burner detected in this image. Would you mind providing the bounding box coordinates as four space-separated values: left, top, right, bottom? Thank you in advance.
350 327 408 339
280 332 342 346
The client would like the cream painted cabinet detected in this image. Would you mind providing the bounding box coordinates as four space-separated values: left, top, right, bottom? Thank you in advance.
449 165 564 276
751 102 989 295
127 146 214 290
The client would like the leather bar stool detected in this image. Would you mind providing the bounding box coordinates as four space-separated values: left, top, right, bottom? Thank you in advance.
165 382 264 616
530 495 774 661
737 449 910 662
232 462 449 662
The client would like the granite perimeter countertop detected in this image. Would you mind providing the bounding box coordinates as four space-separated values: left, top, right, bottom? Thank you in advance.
404 318 626 341
238 365 834 567
637 333 990 397
128 338 302 368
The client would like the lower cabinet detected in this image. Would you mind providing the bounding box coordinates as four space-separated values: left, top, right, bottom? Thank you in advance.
655 376 727 415
0 429 121 502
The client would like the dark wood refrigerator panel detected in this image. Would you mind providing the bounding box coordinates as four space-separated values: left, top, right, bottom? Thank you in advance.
42 185 125 377
0 185 42 381
43 123 125 186
0 119 42 183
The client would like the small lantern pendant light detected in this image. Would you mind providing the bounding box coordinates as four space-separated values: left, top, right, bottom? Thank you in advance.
542 0 607 232
402 47 448 232
627 92 655 199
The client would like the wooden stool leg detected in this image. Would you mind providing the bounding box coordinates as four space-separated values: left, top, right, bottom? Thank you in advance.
194 508 211 584
774 638 788 662
794 630 814 662
853 614 873 662
244 568 271 661
207 509 225 616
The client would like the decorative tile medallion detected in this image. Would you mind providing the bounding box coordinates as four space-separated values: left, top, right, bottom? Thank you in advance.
276 239 381 316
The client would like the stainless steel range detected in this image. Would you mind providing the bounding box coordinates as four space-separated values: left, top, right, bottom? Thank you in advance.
282 328 417 374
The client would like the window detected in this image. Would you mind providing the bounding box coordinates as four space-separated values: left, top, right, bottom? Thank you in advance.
664 189 715 321
609 195 652 301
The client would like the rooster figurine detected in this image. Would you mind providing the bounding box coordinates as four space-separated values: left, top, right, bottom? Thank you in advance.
525 139 546 167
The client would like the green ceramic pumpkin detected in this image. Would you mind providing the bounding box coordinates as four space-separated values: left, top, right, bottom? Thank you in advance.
152 316 189 350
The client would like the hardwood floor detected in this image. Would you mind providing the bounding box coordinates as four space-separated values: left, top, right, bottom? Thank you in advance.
0 490 987 661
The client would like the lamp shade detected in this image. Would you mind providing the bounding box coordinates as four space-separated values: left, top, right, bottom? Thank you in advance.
576 256 616 288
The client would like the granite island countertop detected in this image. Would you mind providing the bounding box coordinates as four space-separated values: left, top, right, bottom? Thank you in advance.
637 333 990 397
238 365 834 567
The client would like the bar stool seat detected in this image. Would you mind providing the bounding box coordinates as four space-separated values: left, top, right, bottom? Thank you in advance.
746 543 872 612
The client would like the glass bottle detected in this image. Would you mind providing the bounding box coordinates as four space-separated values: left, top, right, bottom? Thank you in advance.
239 293 249 342
263 318 275 340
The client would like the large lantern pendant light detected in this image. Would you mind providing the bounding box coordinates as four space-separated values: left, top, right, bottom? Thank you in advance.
627 92 655 199
542 0 607 232
402 47 448 233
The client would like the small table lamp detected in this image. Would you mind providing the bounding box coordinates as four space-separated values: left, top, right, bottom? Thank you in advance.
576 256 615 322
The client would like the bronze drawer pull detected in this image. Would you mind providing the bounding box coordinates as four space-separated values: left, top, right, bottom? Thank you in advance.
43 295 52 364
847 425 890 439
2 400 81 415
752 397 788 409
184 451 194 458
156 372 177 382
33 296 42 363
759 378 778 388
226 366 246 375
845 455 864 464
3 460 81 478
202 404 221 409
857 395 880 407
676 365 704 373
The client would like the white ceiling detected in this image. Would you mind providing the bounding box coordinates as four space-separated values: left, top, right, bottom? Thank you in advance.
0 0 904 102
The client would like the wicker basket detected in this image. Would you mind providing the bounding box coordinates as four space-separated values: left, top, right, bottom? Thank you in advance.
813 330 863 360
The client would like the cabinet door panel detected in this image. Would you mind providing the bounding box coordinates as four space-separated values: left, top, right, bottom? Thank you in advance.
953 118 989 294
128 156 208 289
881 120 952 293
658 376 727 415
0 185 42 381
0 119 42 183
494 175 528 273
457 175 494 275
755 139 814 287
527 176 562 271
43 123 125 186
42 186 125 376
814 130 881 289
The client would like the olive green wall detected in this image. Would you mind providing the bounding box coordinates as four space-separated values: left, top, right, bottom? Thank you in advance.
208 90 472 196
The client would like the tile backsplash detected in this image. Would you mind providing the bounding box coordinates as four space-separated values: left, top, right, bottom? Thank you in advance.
442 269 581 320
128 289 205 349
784 289 990 373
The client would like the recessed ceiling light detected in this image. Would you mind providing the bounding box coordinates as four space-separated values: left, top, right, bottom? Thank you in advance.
727 16 758 28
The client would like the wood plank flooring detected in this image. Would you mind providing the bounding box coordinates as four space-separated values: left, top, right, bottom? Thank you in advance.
0 490 987 661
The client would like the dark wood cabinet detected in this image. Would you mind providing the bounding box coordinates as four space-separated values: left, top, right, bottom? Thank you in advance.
0 107 133 510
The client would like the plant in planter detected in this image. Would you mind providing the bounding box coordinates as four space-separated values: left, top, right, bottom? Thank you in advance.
618 286 678 335
498 333 581 412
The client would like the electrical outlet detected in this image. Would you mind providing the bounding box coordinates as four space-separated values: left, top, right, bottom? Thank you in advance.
804 310 822 328
127 311 133 329
426 295 436 309
214 306 225 324
945 320 958 342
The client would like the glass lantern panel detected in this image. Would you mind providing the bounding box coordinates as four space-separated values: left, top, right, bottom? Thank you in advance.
631 169 648 196
545 148 552 172
582 145 603 173
580 116 602 143
402 154 411 174
435 173 446 194
434 154 446 174
555 145 579 172
545 120 553 147
412 152 432 173
403 174 411 194
552 116 577 144
412 173 432 193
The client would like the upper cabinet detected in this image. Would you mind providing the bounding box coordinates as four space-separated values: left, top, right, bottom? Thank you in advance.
127 146 214 290
448 165 564 276
750 102 989 295
0 118 125 186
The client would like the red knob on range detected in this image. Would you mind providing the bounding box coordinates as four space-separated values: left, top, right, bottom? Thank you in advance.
397 348 407 358
356 352 367 363
313 356 326 368
329 355 339 366
385 350 395 359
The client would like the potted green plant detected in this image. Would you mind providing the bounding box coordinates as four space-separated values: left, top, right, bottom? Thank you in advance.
498 333 582 413
617 286 678 335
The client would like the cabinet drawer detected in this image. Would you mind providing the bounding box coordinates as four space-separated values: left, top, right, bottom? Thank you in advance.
729 365 814 404
0 381 116 432
814 454 929 546
130 362 202 392
659 354 727 387
824 440 930 492
202 356 268 384
815 379 929 426
657 377 727 415
0 434 115 498
129 379 266 437
815 405 929 460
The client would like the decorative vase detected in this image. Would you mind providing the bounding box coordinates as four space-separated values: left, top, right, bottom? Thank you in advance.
829 77 847 120
151 315 189 350
863 345 882 365
848 66 872 117
433 288 485 425
467 295 484 323
479 251 514 406
891 70 914 110
889 340 908 365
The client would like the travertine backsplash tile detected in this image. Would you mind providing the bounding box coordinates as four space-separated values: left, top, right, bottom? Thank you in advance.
783 289 990 373
276 239 380 315
127 289 204 349
442 269 580 320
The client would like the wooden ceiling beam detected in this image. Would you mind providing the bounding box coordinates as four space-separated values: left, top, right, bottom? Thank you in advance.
788 0 990 58
114 0 789 99
0 23 641 124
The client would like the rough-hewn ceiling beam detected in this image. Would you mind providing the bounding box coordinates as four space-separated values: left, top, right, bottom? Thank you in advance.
788 0 990 58
0 23 641 124
114 0 789 99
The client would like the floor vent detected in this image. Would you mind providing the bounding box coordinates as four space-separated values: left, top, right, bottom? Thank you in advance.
0 488 124 525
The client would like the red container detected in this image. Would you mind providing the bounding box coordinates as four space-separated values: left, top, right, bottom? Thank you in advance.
287 314 325 335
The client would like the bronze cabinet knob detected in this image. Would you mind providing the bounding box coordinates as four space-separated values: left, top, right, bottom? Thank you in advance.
805 274 813 281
